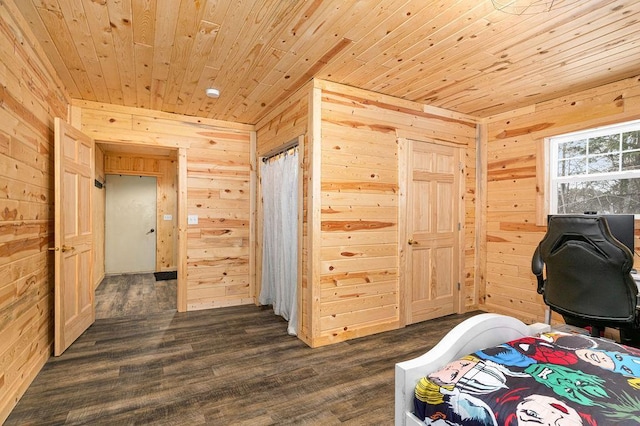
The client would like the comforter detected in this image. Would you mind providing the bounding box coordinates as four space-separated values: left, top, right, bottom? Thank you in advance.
414 331 640 425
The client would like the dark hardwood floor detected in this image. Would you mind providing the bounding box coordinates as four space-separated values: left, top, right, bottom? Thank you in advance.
7 276 479 425
95 273 177 319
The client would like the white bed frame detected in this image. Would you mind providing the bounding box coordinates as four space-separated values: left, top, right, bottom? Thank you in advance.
394 313 551 426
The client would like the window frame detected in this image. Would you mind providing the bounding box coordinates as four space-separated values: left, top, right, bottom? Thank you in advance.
547 120 640 217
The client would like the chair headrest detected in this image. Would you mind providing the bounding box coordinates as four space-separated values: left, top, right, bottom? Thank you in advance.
540 215 634 272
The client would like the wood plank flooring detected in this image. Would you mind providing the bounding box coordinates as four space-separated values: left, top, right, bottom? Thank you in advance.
95 273 177 319
6 275 480 425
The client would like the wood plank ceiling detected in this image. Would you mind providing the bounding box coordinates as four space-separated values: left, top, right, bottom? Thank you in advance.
14 0 640 124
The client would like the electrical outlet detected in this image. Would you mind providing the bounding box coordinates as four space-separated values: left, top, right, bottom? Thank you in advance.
187 215 198 225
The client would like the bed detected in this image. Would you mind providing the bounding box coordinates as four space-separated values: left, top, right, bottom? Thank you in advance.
394 313 640 425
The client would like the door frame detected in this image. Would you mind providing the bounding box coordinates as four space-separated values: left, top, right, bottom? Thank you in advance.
96 143 185 311
397 137 465 327
255 136 304 331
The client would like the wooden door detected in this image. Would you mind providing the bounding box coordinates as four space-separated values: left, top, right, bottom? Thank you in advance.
405 140 462 325
54 118 95 356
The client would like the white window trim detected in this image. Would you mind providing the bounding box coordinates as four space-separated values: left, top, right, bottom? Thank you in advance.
547 119 640 217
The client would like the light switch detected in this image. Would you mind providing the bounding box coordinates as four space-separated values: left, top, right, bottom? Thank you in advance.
188 215 198 225
163 214 173 221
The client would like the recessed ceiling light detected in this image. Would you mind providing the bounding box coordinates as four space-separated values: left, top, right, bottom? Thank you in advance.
205 88 220 98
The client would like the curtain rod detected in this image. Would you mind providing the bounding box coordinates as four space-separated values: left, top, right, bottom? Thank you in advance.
261 143 298 163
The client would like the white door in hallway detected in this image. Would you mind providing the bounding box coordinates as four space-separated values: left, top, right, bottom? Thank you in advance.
105 174 157 274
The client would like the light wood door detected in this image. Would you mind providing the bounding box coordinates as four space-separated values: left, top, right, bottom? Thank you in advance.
405 140 462 325
54 118 95 356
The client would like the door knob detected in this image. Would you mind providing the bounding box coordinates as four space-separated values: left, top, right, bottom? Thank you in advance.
147 228 155 235
61 245 75 252
408 239 418 245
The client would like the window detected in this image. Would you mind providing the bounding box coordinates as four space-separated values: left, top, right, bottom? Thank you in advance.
549 120 640 216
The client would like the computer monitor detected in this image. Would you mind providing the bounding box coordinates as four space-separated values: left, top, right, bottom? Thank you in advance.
548 213 635 254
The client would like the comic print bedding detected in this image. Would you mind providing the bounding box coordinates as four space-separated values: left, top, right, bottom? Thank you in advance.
413 331 640 425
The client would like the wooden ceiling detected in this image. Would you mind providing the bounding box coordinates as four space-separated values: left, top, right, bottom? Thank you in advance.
15 0 640 125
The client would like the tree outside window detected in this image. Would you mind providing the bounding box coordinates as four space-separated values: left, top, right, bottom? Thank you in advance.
550 122 640 215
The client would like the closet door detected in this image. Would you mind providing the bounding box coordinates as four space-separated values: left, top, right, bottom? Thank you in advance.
405 140 463 324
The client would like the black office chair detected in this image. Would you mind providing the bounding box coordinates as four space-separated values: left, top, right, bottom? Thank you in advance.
532 215 640 344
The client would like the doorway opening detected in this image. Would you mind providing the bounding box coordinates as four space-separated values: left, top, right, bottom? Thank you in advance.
256 136 304 336
95 142 179 319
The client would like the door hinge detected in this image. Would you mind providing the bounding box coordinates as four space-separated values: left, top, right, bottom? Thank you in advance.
457 282 461 291
458 222 461 231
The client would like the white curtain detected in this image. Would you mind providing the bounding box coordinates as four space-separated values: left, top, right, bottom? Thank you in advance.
260 147 298 335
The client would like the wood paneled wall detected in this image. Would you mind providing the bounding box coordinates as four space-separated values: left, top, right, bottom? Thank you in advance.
72 100 255 311
318 87 400 345
0 1 70 422
483 74 640 324
102 151 177 272
256 79 478 347
311 80 478 347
